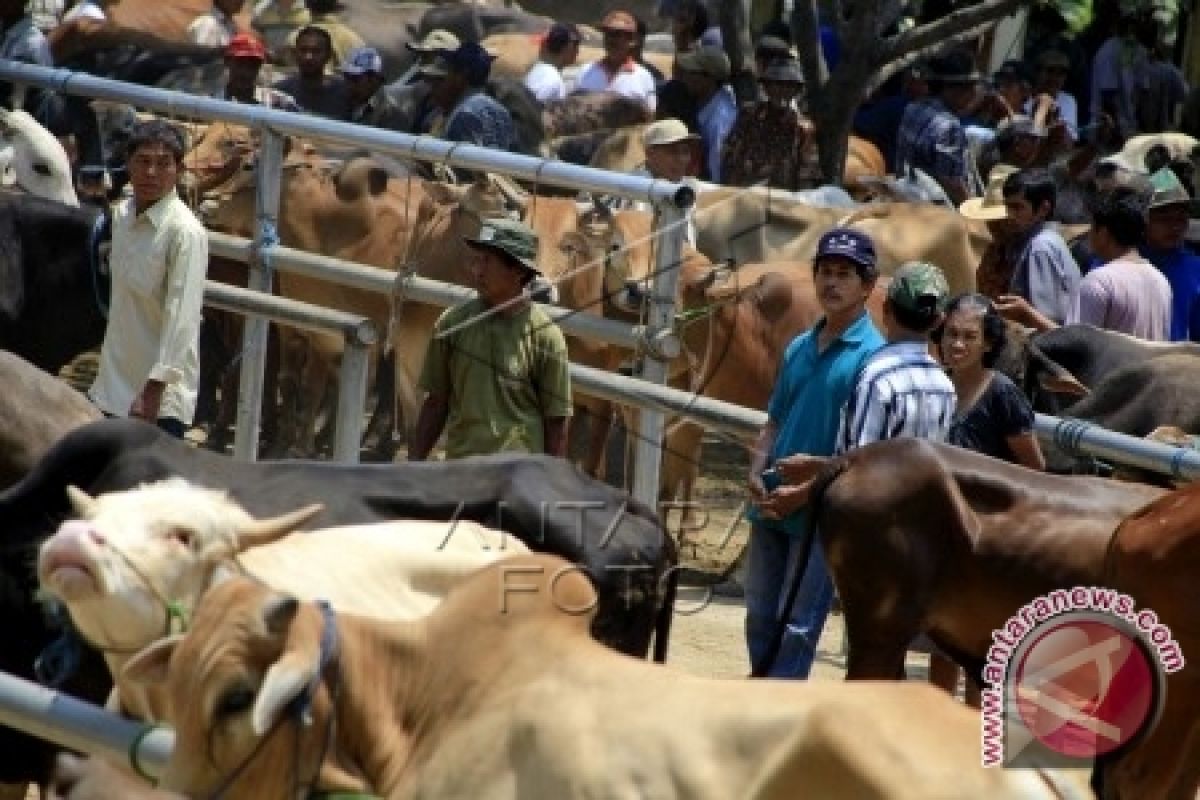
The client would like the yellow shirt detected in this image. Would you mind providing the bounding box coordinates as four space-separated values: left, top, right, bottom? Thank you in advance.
89 190 207 424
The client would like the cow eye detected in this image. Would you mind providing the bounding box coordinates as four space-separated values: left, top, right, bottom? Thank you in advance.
167 528 193 548
33 162 51 176
216 685 255 718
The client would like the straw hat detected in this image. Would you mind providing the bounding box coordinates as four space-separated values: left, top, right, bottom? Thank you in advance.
958 164 1020 221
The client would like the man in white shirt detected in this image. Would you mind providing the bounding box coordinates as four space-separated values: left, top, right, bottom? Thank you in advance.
89 121 207 438
186 0 242 47
575 9 656 112
523 21 579 103
674 44 737 183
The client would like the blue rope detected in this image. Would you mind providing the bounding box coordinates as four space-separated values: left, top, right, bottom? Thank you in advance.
256 217 280 284
289 599 337 727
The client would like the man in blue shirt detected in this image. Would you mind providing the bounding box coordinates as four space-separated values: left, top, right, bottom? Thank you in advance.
420 42 515 152
1143 167 1200 341
745 228 886 679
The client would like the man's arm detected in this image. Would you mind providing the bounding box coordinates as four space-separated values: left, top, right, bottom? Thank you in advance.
747 420 778 501
1076 274 1110 330
408 392 449 461
995 294 1059 333
542 416 568 458
1024 243 1073 325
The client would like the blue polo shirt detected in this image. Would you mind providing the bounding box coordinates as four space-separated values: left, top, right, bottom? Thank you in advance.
1143 245 1200 341
749 311 885 535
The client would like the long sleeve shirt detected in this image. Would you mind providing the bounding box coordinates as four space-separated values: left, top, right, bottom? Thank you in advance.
89 190 208 424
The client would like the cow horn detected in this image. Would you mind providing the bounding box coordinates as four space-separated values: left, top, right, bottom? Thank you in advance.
235 504 324 552
66 486 99 518
1028 340 1090 397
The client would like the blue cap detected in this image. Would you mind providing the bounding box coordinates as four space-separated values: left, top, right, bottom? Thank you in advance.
816 227 877 271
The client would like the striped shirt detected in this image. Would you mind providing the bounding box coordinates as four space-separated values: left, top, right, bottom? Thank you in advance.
836 340 956 454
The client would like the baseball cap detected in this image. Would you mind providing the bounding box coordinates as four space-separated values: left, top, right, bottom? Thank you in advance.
1148 167 1191 209
419 42 495 80
463 218 542 275
341 46 383 76
888 261 950 315
675 45 730 81
407 29 461 54
225 33 267 62
544 22 581 50
600 10 637 33
642 118 699 148
816 228 877 271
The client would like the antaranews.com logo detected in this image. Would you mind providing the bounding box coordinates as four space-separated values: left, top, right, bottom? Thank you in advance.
980 587 1185 768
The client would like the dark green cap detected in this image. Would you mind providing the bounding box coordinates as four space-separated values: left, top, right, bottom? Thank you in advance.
888 261 949 315
1149 167 1191 209
463 217 541 274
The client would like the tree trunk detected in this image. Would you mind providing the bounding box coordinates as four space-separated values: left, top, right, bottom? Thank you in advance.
720 0 759 105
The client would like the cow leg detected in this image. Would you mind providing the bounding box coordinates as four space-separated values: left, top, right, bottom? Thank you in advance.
266 330 308 458
362 351 397 462
574 398 613 480
659 419 704 531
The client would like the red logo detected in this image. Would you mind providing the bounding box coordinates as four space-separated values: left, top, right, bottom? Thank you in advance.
1012 615 1160 758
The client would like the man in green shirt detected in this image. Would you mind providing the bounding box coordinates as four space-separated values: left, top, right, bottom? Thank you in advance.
409 218 572 460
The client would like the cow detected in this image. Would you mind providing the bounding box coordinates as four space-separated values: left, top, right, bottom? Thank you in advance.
117 558 1090 800
38 479 529 721
0 109 78 206
0 416 673 789
775 437 1185 798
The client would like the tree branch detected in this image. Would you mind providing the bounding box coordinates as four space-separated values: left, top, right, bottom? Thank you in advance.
882 0 1024 64
789 0 827 90
867 19 998 95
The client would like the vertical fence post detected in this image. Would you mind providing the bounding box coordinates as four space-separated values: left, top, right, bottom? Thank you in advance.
332 331 373 463
631 200 688 511
232 128 284 461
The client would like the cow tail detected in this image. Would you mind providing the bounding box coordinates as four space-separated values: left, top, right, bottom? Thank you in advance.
750 457 851 679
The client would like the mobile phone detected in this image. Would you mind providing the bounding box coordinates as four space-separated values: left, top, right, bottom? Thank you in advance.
761 467 782 492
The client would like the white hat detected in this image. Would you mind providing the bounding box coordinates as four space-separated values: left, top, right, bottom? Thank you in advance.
642 118 699 148
341 46 383 76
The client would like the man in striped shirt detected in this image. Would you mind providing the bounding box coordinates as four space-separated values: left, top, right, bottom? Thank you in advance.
836 261 957 453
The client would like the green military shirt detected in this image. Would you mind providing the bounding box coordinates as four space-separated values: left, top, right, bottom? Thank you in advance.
419 298 572 459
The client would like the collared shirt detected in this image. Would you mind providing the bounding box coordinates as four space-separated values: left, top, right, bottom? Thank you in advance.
895 97 976 192
186 6 237 46
576 58 657 112
696 85 737 183
836 340 957 455
1079 252 1173 341
0 16 52 66
89 190 207 424
1143 245 1200 341
443 89 515 151
751 311 885 534
721 101 818 190
1007 223 1082 325
524 60 566 103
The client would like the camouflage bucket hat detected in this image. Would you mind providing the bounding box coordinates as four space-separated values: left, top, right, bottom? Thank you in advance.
1148 167 1191 209
888 261 949 315
463 218 542 275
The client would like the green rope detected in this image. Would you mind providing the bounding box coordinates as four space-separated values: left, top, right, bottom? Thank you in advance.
166 601 189 634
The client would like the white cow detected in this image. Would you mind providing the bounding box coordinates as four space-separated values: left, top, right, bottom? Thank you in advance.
37 478 528 721
0 109 77 206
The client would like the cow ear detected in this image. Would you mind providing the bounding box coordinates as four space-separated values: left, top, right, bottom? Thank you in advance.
234 504 324 552
122 634 185 686
66 486 98 518
252 652 316 737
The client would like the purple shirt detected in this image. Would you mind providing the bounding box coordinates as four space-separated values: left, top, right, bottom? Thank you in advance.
1078 253 1173 341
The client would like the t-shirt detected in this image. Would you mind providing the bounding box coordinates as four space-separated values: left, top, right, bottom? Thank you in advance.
1143 245 1200 342
419 298 572 459
947 372 1035 463
1078 253 1172 341
750 311 885 535
576 59 657 111
524 60 565 103
273 73 352 120
1008 224 1082 325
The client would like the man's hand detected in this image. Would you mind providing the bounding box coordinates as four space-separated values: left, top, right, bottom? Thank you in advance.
776 453 828 485
758 485 811 520
995 294 1038 326
130 380 165 423
747 469 767 503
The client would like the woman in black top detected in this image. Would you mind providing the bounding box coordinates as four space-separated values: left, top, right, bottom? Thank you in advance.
926 293 1046 706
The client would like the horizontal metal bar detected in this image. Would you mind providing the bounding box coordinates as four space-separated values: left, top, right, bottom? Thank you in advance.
0 670 172 778
1034 414 1200 481
0 61 693 209
204 280 377 346
207 232 644 350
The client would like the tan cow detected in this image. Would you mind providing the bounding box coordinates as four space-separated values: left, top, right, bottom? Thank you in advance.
37 478 527 721
122 556 1093 799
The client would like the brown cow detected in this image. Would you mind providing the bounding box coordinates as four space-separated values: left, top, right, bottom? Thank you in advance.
778 437 1187 799
120 556 1090 799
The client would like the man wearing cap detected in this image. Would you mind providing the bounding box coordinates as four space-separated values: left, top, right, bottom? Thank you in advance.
405 28 460 75
721 57 818 191
576 10 656 112
854 62 930 173
961 164 1022 299
419 42 514 153
896 50 982 205
252 0 309 57
1143 167 1200 341
1028 50 1078 141
186 0 242 47
410 218 571 461
524 22 580 103
745 228 885 679
341 45 406 129
608 118 700 242
219 33 299 110
674 44 737 183
274 24 351 119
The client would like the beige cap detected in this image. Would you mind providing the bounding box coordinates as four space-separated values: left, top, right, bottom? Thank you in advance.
959 164 1019 222
642 118 699 148
407 29 461 53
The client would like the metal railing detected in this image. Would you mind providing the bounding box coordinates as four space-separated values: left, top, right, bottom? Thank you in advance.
0 60 693 512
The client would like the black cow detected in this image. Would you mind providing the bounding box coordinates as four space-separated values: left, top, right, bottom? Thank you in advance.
0 418 677 787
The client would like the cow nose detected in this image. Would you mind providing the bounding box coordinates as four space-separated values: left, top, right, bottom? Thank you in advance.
59 519 104 547
624 281 646 305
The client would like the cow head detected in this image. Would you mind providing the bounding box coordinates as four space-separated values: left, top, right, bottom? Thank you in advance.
125 578 359 799
37 480 322 654
558 202 660 316
0 109 78 207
